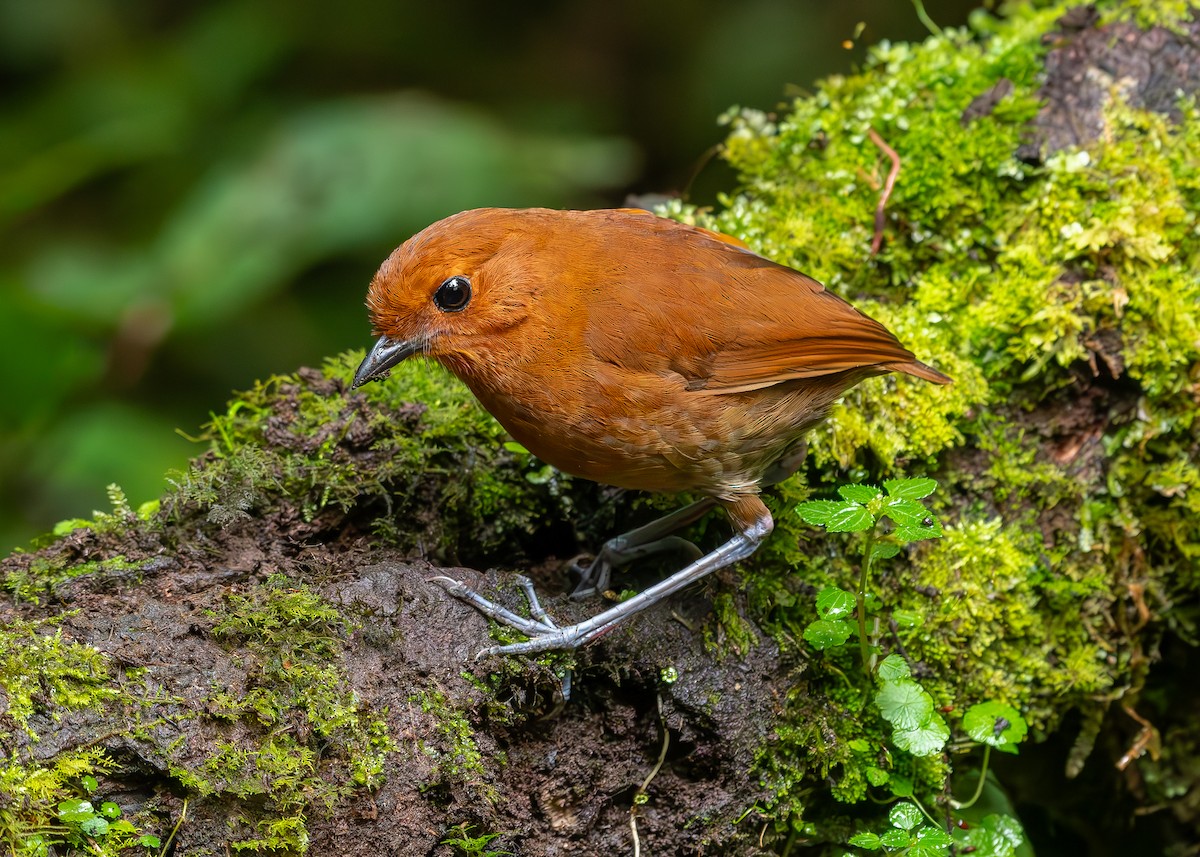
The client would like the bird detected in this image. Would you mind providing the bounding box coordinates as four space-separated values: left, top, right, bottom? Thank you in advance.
351 207 949 655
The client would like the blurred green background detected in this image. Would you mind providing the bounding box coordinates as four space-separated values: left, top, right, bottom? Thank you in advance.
0 0 978 552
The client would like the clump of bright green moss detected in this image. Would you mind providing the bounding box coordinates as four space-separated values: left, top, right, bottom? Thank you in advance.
166 353 577 564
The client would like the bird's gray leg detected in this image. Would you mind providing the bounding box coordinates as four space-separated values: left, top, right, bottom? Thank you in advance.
433 509 774 657
570 498 717 599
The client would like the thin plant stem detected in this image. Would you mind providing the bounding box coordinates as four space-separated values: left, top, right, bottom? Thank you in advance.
857 524 876 677
953 745 992 810
909 793 943 828
911 0 944 36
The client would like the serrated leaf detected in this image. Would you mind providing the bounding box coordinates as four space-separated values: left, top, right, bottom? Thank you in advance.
848 832 883 849
827 505 875 532
880 828 912 848
889 802 924 831
816 587 855 619
797 500 875 531
804 618 854 650
57 799 94 822
883 477 938 499
876 653 911 681
981 813 1026 848
838 483 881 503
892 712 950 756
963 702 1027 750
876 679 933 730
910 840 951 857
79 816 110 837
893 523 943 543
796 500 846 525
882 498 929 525
916 825 953 848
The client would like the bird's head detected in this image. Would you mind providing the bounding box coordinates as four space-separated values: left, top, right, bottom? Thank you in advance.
351 208 543 389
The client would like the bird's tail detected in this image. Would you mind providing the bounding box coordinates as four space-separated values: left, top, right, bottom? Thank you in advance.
886 360 953 385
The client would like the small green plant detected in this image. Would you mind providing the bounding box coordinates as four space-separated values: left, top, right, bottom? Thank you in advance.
848 801 952 855
797 478 942 674
797 479 1030 856
54 775 162 854
441 823 513 856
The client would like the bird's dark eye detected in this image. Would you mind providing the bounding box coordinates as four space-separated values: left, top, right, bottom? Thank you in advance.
433 276 472 312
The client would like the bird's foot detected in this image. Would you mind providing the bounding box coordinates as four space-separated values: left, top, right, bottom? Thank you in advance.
430 521 769 658
430 574 608 657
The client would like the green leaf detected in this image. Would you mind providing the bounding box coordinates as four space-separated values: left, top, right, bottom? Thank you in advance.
796 500 874 531
880 497 925 523
893 523 943 543
57 799 94 823
963 702 1028 751
871 541 901 561
883 478 938 499
100 801 122 819
138 835 163 848
838 483 881 503
848 831 883 849
888 774 914 797
892 712 950 756
879 828 912 848
916 825 953 848
865 766 890 786
876 653 911 681
958 814 1026 857
79 816 110 837
981 813 1026 848
877 679 934 730
889 802 923 831
816 587 855 619
826 505 875 532
803 618 854 649
81 775 99 793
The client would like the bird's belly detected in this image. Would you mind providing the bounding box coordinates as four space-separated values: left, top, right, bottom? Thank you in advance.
470 377 834 498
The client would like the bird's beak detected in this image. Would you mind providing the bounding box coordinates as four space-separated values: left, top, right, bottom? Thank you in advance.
351 335 424 389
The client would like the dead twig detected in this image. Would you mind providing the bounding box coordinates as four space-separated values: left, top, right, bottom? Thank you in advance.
867 127 901 256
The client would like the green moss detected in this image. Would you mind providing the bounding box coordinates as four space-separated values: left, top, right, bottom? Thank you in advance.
0 615 123 739
194 574 398 852
0 749 160 856
162 352 574 564
0 618 165 855
704 592 760 657
4 554 153 605
410 688 497 803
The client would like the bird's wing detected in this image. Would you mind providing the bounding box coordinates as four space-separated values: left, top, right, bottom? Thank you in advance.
584 214 949 393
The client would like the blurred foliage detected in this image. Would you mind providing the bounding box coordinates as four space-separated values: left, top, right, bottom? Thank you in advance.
0 0 977 550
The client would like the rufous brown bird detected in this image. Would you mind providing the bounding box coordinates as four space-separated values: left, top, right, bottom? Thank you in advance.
352 207 948 655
